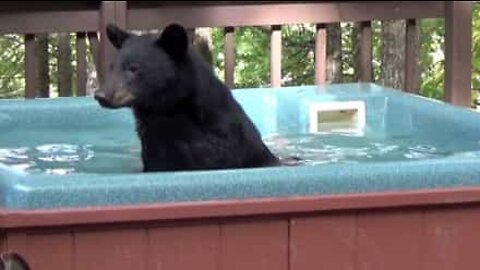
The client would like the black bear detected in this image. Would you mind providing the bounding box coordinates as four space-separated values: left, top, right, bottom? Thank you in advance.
94 23 282 172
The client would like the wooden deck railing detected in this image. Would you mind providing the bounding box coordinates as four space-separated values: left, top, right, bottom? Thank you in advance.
0 1 473 107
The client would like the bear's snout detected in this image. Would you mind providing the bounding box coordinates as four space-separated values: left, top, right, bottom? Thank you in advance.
94 88 135 109
94 91 114 108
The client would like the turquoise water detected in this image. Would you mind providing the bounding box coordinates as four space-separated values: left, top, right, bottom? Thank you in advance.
266 132 480 166
2 127 480 175
2 82 480 176
0 128 142 175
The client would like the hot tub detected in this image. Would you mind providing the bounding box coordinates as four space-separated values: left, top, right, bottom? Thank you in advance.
1 83 480 270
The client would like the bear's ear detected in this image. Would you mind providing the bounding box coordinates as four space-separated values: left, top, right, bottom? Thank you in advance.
157 23 189 60
106 24 131 49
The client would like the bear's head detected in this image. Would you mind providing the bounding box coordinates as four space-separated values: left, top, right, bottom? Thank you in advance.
94 23 191 110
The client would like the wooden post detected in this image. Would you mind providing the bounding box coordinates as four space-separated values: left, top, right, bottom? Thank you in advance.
444 1 472 107
270 25 282 88
24 34 37 99
76 32 87 96
315 24 327 85
35 34 49 98
404 19 420 94
99 1 127 87
359 21 372 82
224 26 235 89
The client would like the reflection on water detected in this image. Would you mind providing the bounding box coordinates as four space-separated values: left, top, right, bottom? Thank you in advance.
0 143 141 175
1 131 480 175
264 133 471 166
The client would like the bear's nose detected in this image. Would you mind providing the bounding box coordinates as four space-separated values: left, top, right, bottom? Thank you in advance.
94 91 111 108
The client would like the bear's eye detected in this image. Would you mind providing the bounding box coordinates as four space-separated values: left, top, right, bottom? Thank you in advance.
126 65 139 74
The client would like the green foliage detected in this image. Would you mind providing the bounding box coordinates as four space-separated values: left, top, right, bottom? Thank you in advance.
49 33 80 97
211 27 225 82
473 2 480 91
0 35 25 98
338 21 381 83
209 16 462 99
0 3 478 101
419 18 445 100
213 24 317 88
212 26 270 88
340 22 355 82
281 24 315 86
233 27 270 88
210 2 480 101
371 21 382 83
0 32 91 99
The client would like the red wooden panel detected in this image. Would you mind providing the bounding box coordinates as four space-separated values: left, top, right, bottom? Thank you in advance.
357 210 423 270
147 224 220 270
0 233 6 253
74 229 146 270
290 214 355 270
6 232 27 255
220 220 288 270
128 2 444 30
423 207 480 270
4 188 480 229
27 232 73 270
315 24 327 85
5 232 30 268
0 10 99 35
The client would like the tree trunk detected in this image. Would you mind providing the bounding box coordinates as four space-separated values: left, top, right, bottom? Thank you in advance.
380 20 405 89
36 34 49 98
326 23 342 83
58 33 72 97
